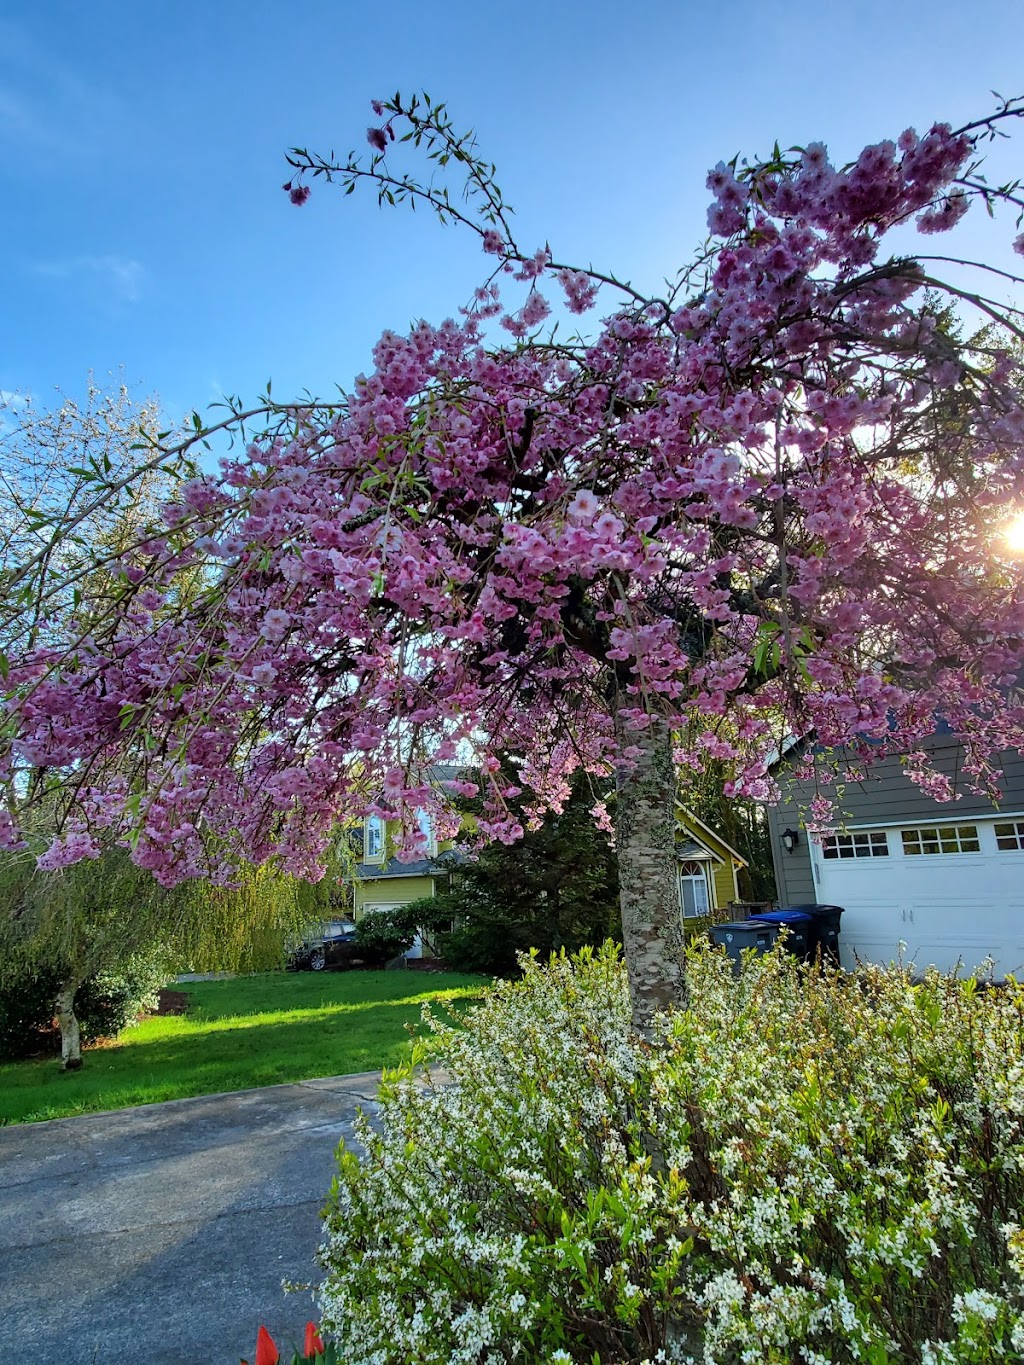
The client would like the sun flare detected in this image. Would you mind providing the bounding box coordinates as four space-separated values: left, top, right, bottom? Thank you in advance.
1005 513 1024 554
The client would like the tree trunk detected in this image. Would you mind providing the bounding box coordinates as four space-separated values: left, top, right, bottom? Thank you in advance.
614 708 689 1033
55 978 83 1070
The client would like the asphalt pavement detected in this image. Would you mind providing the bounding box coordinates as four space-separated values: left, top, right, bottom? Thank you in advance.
0 1073 382 1365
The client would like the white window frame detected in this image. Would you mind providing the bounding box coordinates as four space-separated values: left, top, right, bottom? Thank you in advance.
364 815 385 862
994 819 1024 852
678 860 712 920
415 807 436 856
822 830 890 860
900 824 981 856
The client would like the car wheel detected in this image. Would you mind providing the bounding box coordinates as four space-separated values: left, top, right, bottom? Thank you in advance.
309 947 327 971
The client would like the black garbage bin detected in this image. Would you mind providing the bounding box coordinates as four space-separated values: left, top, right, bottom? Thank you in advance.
748 909 813 960
779 904 844 963
710 919 780 969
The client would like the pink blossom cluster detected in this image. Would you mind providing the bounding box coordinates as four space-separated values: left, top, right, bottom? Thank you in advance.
4 107 1024 878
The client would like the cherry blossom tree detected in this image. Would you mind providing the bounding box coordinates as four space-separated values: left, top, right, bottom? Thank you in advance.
4 95 1024 1028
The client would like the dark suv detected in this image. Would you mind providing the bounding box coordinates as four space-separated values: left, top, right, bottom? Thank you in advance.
287 920 389 971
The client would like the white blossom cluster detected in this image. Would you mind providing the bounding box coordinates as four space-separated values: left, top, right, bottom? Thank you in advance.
316 943 1024 1362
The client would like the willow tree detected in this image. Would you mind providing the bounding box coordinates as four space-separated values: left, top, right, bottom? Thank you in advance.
0 384 329 1066
4 97 1024 1030
0 847 332 1067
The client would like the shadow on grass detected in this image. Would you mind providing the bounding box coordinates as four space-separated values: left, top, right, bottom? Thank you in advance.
182 968 483 1022
0 972 483 1125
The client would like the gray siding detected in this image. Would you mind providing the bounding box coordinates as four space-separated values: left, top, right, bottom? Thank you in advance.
767 813 816 906
767 739 1024 904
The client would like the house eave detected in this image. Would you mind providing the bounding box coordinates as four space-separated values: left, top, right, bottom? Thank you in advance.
675 804 748 868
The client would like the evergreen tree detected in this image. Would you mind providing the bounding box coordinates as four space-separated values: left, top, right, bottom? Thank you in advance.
403 770 619 975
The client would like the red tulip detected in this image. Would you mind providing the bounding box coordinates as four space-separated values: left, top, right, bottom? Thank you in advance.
304 1322 325 1356
255 1325 279 1365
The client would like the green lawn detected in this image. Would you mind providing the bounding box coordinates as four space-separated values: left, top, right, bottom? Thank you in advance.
0 969 484 1126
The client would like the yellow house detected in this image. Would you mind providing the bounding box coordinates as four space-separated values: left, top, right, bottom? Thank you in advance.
351 772 746 936
353 808 455 920
350 766 466 957
673 805 747 921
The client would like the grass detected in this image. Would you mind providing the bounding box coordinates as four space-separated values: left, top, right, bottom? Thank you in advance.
0 968 484 1126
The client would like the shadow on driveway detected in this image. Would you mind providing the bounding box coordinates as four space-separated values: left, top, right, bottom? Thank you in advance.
0 1074 382 1365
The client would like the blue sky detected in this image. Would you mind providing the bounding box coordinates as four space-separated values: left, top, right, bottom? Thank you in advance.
3 0 1023 426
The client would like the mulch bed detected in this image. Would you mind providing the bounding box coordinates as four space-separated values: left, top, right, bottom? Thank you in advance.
3 988 192 1063
152 988 191 1016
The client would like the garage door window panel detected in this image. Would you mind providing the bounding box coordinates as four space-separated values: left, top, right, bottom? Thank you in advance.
901 825 980 856
995 820 1024 851
822 831 889 860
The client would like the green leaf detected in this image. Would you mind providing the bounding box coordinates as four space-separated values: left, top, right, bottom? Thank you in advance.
753 621 780 675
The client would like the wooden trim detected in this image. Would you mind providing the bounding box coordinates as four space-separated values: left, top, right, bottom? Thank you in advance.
807 810 1024 834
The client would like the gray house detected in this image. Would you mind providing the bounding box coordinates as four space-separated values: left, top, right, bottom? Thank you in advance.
767 735 1024 978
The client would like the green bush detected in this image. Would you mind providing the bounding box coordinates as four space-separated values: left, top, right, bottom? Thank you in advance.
436 908 521 974
317 943 1024 1363
353 905 419 960
0 948 172 1060
0 962 64 1059
74 949 173 1039
360 891 507 973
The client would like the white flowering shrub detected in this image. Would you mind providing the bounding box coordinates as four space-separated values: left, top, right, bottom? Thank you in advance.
317 943 1024 1363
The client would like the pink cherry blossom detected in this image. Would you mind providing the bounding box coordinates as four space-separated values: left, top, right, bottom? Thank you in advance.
2 94 1023 908
568 491 600 521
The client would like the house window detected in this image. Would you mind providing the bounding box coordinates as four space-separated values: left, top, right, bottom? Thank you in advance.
995 820 1024 851
415 807 434 854
822 831 889 859
678 861 711 919
364 815 384 861
901 824 980 856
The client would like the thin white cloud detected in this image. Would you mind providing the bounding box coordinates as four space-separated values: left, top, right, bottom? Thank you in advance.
30 254 146 303
0 20 123 160
0 390 29 437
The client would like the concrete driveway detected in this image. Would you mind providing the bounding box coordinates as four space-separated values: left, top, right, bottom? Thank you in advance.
0 1073 382 1365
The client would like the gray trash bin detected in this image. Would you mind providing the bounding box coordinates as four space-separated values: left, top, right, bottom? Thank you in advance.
779 904 845 964
710 919 779 968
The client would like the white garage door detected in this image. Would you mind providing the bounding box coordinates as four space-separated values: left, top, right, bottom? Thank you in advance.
810 818 1024 978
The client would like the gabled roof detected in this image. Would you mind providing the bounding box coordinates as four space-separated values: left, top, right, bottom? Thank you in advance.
355 857 437 880
676 838 716 862
356 848 469 880
675 806 748 868
354 775 746 872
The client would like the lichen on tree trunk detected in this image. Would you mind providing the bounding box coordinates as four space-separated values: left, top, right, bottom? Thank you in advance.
614 707 689 1033
55 978 83 1070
